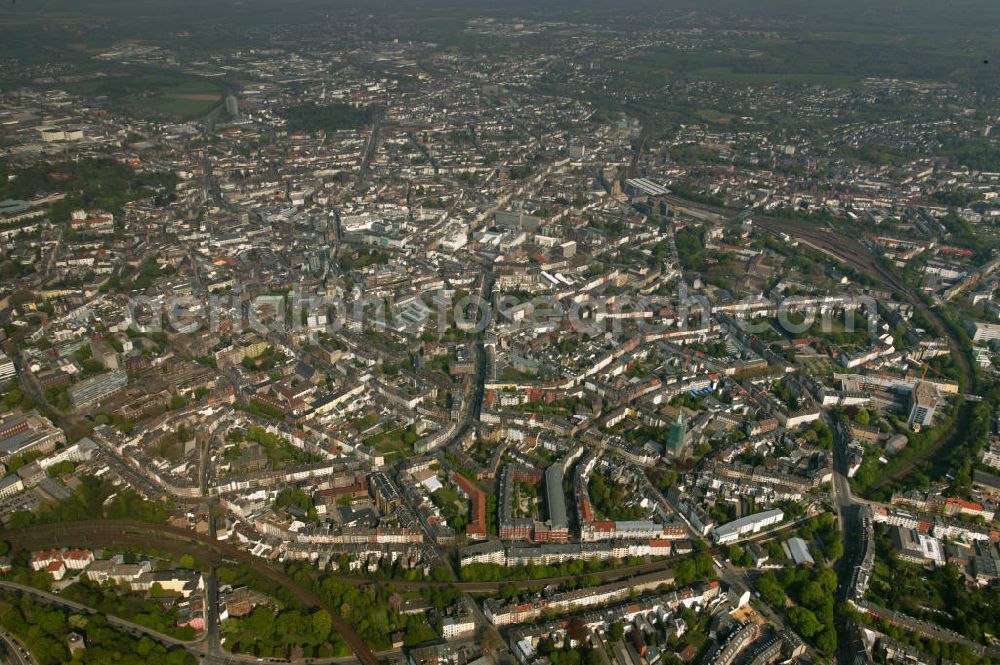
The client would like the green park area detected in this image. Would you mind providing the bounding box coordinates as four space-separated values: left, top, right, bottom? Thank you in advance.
224 426 323 470
868 532 999 646
281 103 373 133
364 423 420 462
0 158 176 225
0 590 195 665
755 565 838 656
429 483 470 532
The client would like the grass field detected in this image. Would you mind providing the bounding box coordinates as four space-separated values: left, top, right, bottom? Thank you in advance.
609 30 996 92
364 425 417 463
695 108 738 122
57 68 223 120
145 93 222 119
145 79 223 118
797 357 836 376
693 67 858 87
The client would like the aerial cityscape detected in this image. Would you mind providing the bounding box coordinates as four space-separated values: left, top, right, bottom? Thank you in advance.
0 1 998 664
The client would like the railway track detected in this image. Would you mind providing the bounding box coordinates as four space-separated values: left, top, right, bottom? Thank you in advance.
0 519 791 593
381 557 676 593
1 521 379 665
660 192 976 488
751 216 972 385
728 215 975 489
0 520 674 591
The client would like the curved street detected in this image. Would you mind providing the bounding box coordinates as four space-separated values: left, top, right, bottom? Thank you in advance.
0 579 202 648
1 521 379 665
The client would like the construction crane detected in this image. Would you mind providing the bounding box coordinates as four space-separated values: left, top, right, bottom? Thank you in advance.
916 359 950 381
916 359 982 401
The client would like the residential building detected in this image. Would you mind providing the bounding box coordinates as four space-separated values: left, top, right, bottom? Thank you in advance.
711 509 784 545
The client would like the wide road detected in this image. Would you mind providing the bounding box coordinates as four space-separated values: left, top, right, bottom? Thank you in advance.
443 267 494 450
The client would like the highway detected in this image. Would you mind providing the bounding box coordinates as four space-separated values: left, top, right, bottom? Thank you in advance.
41 226 64 280
202 501 224 662
828 411 1000 661
827 412 872 665
407 131 439 175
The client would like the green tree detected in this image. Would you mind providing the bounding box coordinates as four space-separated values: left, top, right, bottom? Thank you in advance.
788 606 822 637
248 606 276 639
311 610 332 643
